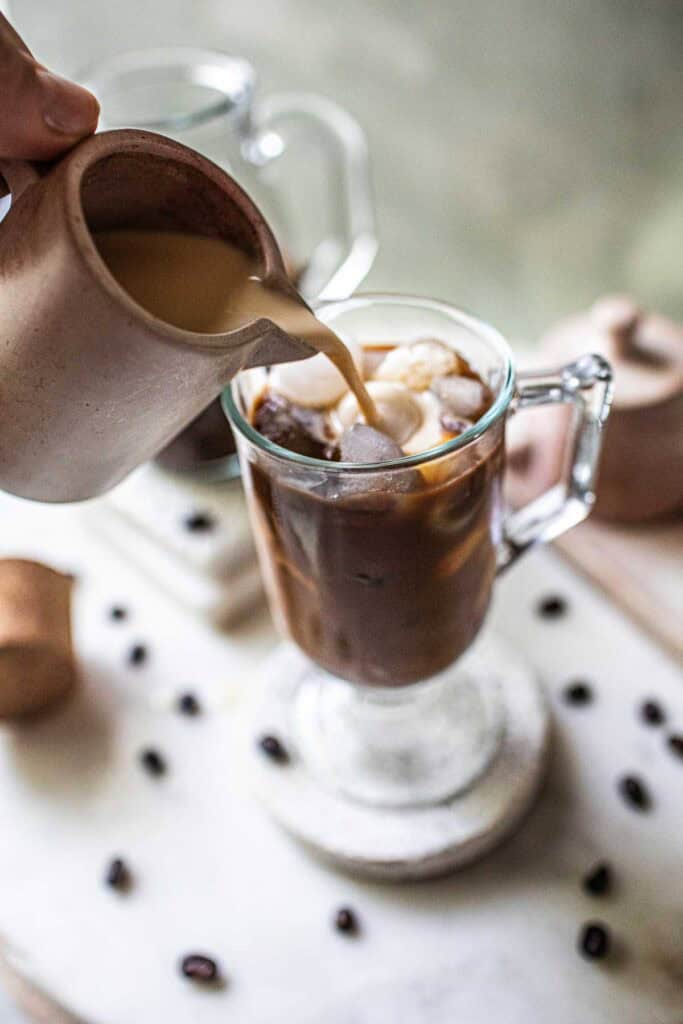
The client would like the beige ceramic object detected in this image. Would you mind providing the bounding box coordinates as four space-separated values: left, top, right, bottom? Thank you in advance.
0 559 75 719
0 129 313 503
508 295 683 523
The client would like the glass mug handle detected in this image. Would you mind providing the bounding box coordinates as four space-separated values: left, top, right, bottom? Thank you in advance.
498 354 613 572
240 92 378 301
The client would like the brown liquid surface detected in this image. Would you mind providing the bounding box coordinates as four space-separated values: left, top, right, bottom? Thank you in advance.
94 229 378 426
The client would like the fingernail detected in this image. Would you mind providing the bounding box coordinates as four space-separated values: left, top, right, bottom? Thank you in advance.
38 69 99 136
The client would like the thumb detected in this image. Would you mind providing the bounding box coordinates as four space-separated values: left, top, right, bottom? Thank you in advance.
0 14 99 160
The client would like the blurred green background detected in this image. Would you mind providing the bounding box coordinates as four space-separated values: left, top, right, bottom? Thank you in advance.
9 0 683 342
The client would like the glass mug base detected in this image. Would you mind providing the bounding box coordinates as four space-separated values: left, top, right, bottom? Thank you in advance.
248 634 550 880
293 653 505 809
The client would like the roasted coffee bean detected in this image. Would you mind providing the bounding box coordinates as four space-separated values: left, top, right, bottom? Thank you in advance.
109 605 128 622
105 857 131 891
537 594 568 619
582 862 611 897
139 748 166 777
184 511 215 533
127 643 148 666
579 922 610 960
334 907 358 934
667 734 683 760
177 692 201 716
640 699 665 726
563 681 593 706
258 735 289 764
180 954 221 983
618 774 651 811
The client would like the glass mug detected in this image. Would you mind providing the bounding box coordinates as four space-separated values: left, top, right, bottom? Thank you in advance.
225 295 612 807
79 47 377 478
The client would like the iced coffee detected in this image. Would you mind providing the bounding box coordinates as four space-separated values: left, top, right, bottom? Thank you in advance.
242 336 503 686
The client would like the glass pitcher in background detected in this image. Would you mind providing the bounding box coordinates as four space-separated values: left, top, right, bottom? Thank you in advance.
78 48 377 479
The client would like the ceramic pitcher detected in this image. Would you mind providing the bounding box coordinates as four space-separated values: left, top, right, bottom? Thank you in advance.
0 128 313 503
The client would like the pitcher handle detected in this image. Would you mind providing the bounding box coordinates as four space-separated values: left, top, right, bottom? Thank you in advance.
240 92 378 301
497 353 613 573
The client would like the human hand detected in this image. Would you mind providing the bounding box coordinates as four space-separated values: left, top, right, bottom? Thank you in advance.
0 13 99 160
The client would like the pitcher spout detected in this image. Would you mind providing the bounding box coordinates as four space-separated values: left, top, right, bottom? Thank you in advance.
239 319 316 371
211 272 318 381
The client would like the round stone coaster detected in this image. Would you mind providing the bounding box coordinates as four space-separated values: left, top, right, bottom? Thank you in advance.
246 635 551 881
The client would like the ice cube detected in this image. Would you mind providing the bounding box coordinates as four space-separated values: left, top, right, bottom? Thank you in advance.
336 381 422 445
374 339 461 391
431 374 489 419
253 394 333 459
269 337 362 408
340 424 405 464
338 425 420 494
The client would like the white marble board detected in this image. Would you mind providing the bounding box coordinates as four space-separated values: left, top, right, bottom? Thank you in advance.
0 490 681 1023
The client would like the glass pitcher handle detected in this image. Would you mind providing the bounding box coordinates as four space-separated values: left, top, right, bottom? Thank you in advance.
241 92 377 301
498 354 613 572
